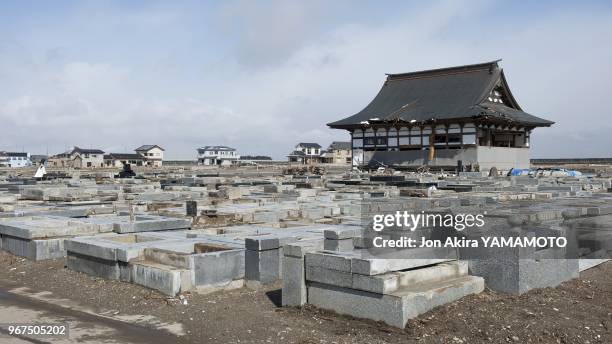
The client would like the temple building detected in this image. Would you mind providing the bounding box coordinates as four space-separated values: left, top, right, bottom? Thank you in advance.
327 61 554 171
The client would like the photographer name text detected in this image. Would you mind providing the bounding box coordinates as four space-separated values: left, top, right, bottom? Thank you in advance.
372 236 567 248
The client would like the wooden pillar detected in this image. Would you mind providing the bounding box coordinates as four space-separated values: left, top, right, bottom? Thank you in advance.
428 131 435 163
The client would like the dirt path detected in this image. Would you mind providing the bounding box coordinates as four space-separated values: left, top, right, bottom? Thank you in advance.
0 251 610 343
0 287 180 344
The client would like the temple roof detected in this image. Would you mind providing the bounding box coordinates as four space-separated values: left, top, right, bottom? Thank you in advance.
327 61 554 129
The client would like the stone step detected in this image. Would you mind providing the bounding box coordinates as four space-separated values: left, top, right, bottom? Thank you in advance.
304 248 457 276
308 275 484 328
352 261 468 294
305 261 468 294
579 258 610 271
131 260 191 296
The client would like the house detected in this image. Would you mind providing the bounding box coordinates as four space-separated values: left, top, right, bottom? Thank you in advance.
321 141 352 165
48 147 105 168
71 147 105 168
287 143 322 164
104 153 146 168
197 146 240 166
47 153 72 168
29 155 48 166
135 145 164 167
327 61 554 170
0 152 32 167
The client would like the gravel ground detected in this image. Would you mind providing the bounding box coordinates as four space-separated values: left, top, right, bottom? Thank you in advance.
0 251 610 344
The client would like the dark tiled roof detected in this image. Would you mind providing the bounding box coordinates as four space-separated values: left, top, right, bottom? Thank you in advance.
328 61 553 129
30 155 47 161
52 153 71 158
287 150 306 157
327 141 351 151
5 152 29 157
297 142 321 149
135 145 164 151
104 153 145 160
198 145 236 151
72 146 105 154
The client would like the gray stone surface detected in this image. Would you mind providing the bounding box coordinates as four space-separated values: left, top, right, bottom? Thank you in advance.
324 227 357 240
245 248 281 284
131 262 186 296
323 238 354 252
351 261 468 294
308 275 484 328
194 249 245 287
282 256 307 307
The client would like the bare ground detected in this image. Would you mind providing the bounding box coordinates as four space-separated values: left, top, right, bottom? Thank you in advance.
0 251 610 344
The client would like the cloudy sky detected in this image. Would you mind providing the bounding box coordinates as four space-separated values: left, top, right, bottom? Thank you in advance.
1 0 611 159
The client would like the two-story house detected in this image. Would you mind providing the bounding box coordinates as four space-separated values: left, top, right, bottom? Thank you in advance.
135 145 165 167
287 143 322 164
321 141 352 165
197 146 240 166
0 152 32 167
48 147 105 168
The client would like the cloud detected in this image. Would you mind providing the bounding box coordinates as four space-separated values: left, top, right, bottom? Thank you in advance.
1 1 611 159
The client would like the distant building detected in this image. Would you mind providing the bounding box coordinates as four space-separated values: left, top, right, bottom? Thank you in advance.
287 143 322 164
135 145 165 167
0 152 31 167
29 155 48 166
104 153 146 167
240 155 272 161
321 141 352 165
327 61 554 170
48 147 105 168
47 153 71 168
197 146 240 166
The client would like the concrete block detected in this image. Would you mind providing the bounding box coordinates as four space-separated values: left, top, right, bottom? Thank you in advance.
468 258 577 294
323 227 357 240
283 240 324 258
305 252 352 272
350 248 457 275
1 235 65 260
305 265 352 288
131 262 185 296
67 252 120 280
351 261 468 294
245 249 281 284
323 238 354 252
308 275 484 328
194 249 245 287
113 217 191 233
282 255 307 307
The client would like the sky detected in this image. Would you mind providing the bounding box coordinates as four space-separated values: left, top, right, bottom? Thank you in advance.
1 0 611 159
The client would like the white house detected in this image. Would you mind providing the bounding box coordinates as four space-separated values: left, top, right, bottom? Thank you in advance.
135 145 164 167
0 152 32 167
287 143 322 164
197 146 240 166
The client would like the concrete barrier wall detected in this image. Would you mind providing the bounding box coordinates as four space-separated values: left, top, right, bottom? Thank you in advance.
476 146 530 170
364 146 529 170
365 148 478 167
